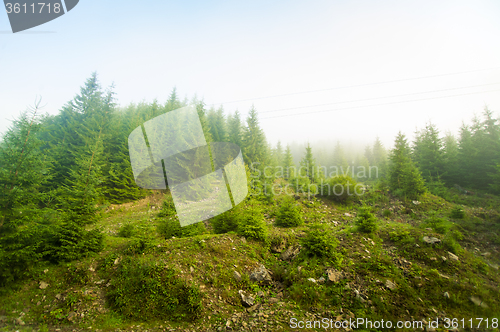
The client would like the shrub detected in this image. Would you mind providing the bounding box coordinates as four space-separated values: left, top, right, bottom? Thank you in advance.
157 197 177 218
355 207 378 233
382 209 392 218
320 175 359 203
301 224 339 258
157 218 206 239
210 209 239 234
124 237 154 255
450 206 465 219
237 206 267 241
117 224 135 238
275 196 303 227
107 257 203 321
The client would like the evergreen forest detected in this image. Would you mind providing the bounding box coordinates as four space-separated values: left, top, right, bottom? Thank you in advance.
1 73 500 331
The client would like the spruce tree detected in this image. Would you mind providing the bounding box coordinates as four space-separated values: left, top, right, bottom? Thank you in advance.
299 143 317 183
388 132 426 200
0 104 52 285
282 145 295 180
412 122 445 182
227 111 243 147
242 106 267 166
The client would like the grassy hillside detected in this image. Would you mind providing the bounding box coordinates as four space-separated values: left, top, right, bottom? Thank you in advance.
0 186 499 332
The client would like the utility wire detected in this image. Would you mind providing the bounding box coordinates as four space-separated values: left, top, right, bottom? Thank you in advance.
258 82 500 114
208 66 500 106
260 88 500 120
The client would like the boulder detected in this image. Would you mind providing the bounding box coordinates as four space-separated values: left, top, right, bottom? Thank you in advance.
326 268 344 283
238 290 255 307
423 236 441 245
249 264 273 284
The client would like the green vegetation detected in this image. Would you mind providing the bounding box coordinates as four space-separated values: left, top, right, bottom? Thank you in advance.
1 74 499 331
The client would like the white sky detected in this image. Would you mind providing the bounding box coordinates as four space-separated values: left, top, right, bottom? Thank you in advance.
1 0 499 149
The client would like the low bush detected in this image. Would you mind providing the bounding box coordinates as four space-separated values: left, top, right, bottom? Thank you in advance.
117 224 135 238
275 196 303 227
107 257 203 321
355 207 378 233
320 175 359 203
157 218 206 239
450 206 465 219
237 205 267 241
301 224 339 259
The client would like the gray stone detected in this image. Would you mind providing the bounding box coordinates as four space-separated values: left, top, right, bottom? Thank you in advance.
423 236 441 245
470 296 489 308
385 279 397 290
326 268 344 283
39 281 49 289
444 292 450 298
67 311 77 321
249 264 272 284
307 278 317 283
238 290 255 307
448 251 459 262
233 271 242 282
280 245 300 261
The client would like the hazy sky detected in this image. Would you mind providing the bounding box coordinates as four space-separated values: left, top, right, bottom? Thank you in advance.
1 0 499 149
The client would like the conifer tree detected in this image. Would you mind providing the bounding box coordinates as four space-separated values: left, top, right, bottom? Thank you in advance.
372 137 387 178
227 111 243 147
412 122 444 182
442 132 460 186
282 145 295 180
0 104 52 285
388 132 426 200
242 106 267 166
299 143 317 183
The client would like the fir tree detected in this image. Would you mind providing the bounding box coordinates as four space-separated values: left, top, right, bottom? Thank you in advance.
282 145 295 180
299 143 317 183
388 132 426 200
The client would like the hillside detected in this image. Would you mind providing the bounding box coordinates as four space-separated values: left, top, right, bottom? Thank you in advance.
1 185 499 332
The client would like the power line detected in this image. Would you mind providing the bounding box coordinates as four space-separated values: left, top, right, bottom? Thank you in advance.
260 88 500 120
208 66 500 106
258 82 500 114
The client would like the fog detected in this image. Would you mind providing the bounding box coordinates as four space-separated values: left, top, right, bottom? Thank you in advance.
1 0 500 150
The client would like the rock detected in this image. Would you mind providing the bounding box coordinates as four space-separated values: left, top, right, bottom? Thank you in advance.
280 245 300 261
318 277 326 284
344 213 352 217
268 297 278 304
481 252 491 257
249 265 273 284
43 269 48 274
271 241 286 253
15 317 25 326
238 290 255 307
114 257 121 265
246 303 261 313
441 256 447 262
385 279 397 290
423 236 441 245
233 271 242 282
257 290 264 298
190 266 194 273
55 294 62 300
412 200 421 205
444 292 450 298
470 296 489 308
326 268 344 283
39 281 49 289
89 266 95 272
448 251 459 262
67 311 77 322
307 278 317 283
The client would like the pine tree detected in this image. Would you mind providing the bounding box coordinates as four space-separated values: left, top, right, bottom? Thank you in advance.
242 106 267 167
227 111 243 147
412 122 444 182
0 104 52 285
282 145 295 180
388 132 426 200
299 143 317 183
372 137 387 178
207 106 227 142
442 132 460 186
